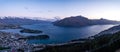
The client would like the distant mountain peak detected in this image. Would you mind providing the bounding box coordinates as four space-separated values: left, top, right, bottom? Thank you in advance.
100 18 107 20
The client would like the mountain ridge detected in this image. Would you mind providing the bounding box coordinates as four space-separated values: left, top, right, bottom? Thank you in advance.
53 16 120 27
0 17 51 25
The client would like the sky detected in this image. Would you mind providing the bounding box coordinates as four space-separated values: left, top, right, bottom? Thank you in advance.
0 0 120 20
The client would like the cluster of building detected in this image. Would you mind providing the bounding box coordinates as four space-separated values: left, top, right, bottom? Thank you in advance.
0 31 45 52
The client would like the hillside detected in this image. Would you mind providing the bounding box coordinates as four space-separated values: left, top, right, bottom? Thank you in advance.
96 25 120 36
53 16 120 27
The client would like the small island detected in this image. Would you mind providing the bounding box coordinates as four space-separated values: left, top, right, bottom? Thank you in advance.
27 35 49 40
20 29 43 33
19 35 49 40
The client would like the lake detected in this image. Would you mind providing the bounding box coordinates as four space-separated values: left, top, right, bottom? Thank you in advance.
0 23 116 44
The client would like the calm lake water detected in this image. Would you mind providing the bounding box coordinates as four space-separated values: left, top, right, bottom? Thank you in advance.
0 23 116 44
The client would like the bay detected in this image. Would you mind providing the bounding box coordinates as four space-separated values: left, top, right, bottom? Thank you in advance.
0 23 116 44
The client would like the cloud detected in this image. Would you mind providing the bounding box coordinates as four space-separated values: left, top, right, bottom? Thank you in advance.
24 7 43 13
24 7 29 10
24 7 52 14
48 10 52 12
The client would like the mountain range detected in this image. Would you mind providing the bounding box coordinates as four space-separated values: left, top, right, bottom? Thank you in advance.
53 16 120 27
0 17 50 25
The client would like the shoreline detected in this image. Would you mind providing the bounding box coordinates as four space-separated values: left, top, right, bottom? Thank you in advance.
0 24 118 52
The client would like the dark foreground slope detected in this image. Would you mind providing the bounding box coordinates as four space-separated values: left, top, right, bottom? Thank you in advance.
53 16 120 27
